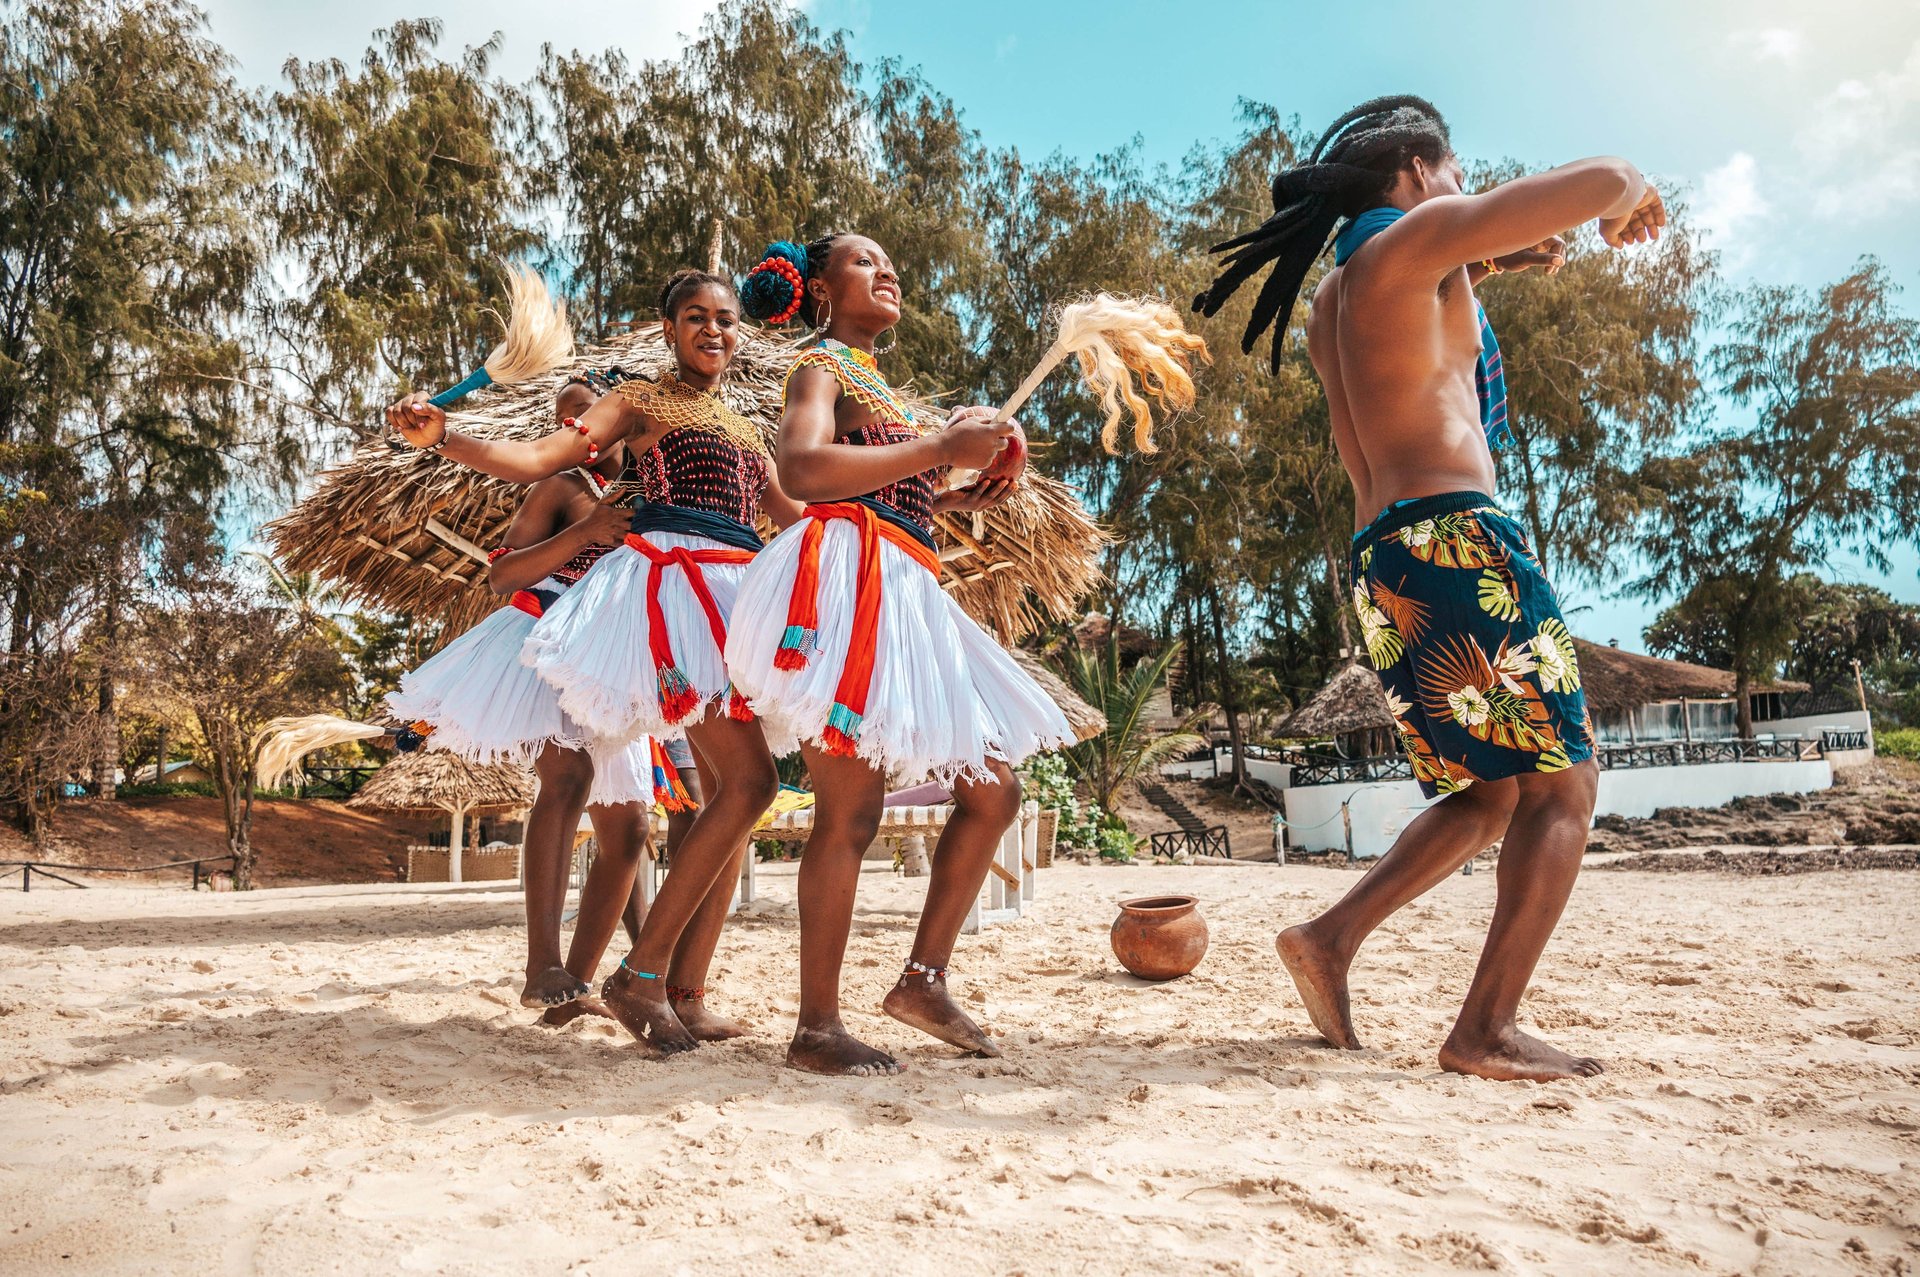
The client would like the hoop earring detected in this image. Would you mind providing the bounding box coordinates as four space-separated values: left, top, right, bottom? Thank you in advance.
874 328 897 356
814 298 832 331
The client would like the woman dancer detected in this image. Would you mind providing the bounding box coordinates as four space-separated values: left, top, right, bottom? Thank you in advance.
729 233 1074 1076
386 377 656 1020
390 270 794 1050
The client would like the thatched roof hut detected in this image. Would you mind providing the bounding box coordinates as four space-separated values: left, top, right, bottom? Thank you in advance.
348 750 533 884
1275 662 1390 739
267 326 1107 641
347 750 534 815
1011 649 1106 743
1572 642 1806 715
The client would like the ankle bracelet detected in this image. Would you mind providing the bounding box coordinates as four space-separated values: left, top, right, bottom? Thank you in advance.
620 959 662 980
903 959 947 984
666 984 705 1002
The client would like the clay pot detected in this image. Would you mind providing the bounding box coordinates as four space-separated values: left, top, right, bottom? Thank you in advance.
1110 895 1208 981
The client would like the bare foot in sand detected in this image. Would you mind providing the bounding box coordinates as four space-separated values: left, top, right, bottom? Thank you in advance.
882 974 1001 1057
1277 924 1361 1050
1439 1026 1603 1082
669 993 747 1042
539 995 614 1028
787 1023 902 1076
601 966 697 1054
521 966 590 1010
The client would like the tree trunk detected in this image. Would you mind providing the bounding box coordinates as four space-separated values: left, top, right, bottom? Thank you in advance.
1321 538 1354 657
92 554 122 801
1203 578 1248 790
1734 668 1754 740
154 724 169 788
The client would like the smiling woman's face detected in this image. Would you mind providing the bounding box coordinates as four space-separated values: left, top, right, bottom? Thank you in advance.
812 235 902 332
666 283 739 380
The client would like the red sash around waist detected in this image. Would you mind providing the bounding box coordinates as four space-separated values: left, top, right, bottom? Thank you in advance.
623 532 757 724
774 502 942 756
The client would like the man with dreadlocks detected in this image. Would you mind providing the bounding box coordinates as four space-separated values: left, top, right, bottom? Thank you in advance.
1195 96 1665 1082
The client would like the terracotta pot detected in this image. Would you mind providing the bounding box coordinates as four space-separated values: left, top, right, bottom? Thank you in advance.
1110 895 1208 980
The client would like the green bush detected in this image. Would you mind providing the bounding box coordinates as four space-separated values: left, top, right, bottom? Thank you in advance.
116 781 220 798
1094 823 1139 863
1876 728 1920 761
1019 752 1101 853
117 781 302 800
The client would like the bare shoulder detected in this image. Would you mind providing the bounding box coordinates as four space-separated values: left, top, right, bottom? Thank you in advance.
1306 270 1341 361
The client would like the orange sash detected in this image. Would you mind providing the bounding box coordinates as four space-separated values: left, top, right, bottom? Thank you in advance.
774 502 942 755
623 532 758 723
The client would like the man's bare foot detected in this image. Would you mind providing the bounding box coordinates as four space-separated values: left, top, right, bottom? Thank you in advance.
521 965 590 1009
669 993 748 1042
1439 1025 1603 1082
601 965 697 1054
539 995 614 1028
1276 924 1361 1050
881 974 1002 1057
786 1023 902 1076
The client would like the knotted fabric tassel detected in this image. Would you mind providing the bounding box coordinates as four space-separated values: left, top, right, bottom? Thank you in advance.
625 533 756 725
781 503 941 758
649 738 697 812
775 517 828 670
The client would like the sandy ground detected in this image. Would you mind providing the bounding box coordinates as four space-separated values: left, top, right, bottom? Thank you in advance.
0 862 1915 1275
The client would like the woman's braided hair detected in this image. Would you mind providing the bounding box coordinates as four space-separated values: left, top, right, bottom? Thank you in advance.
1192 96 1453 369
740 232 849 328
658 267 735 321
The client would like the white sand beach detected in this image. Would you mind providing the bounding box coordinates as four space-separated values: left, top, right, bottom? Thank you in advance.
0 862 1914 1274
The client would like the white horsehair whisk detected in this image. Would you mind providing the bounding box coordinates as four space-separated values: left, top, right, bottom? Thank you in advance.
386 263 574 445
992 293 1210 454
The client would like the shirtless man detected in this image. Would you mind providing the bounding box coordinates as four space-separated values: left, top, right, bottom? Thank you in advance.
1195 96 1664 1081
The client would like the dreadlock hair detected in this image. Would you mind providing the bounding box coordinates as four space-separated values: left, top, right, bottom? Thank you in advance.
1192 95 1452 370
659 267 736 322
740 232 850 328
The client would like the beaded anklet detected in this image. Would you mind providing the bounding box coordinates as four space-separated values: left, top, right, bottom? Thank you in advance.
619 959 661 981
902 959 947 984
666 985 705 1003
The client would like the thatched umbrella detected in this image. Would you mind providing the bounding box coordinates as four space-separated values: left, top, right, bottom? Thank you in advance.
1276 662 1393 741
348 751 533 883
267 326 1108 641
1011 649 1106 743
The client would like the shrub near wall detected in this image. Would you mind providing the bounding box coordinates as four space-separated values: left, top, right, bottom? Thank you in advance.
1877 728 1920 762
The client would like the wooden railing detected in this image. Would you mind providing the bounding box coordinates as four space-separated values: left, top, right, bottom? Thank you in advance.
0 854 239 891
1284 737 1821 789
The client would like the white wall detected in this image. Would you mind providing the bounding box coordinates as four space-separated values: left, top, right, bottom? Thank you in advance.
1595 758 1832 820
1279 758 1835 858
1159 751 1292 789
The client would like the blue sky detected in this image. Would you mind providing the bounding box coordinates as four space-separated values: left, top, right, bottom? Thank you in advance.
206 0 1920 647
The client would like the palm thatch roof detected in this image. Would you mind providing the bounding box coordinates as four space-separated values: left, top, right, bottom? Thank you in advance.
346 750 533 815
1574 642 1807 715
267 326 1108 641
1278 643 1814 738
1275 662 1388 738
1011 649 1106 743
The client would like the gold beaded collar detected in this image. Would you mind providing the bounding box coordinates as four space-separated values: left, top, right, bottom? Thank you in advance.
616 371 768 456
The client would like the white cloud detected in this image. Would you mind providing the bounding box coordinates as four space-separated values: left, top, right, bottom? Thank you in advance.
1734 26 1803 64
1796 40 1920 220
1695 151 1768 267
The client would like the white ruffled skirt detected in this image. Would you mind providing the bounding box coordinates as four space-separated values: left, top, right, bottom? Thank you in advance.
384 595 654 809
725 515 1073 786
525 533 753 742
